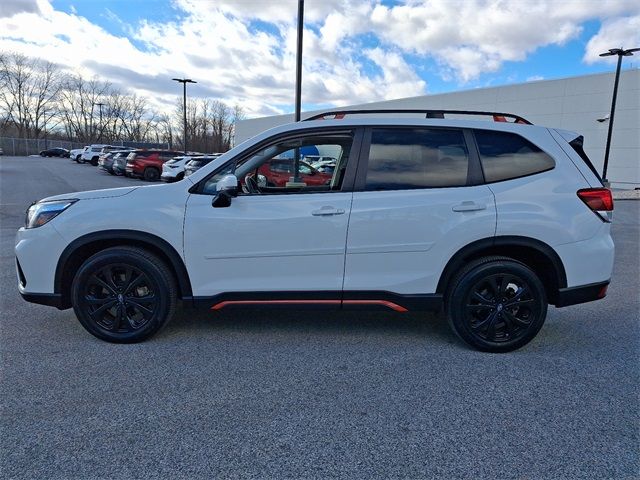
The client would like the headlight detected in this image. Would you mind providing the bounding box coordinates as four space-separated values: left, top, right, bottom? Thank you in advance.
25 199 77 229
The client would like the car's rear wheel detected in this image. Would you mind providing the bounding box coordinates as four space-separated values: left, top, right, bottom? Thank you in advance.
143 167 160 181
90 156 99 166
446 256 547 353
75 155 81 162
71 247 177 343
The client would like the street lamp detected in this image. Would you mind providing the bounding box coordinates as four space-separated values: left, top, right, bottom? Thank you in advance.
172 78 197 154
94 102 105 143
598 47 639 182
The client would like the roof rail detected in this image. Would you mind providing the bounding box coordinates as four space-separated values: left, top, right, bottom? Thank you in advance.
303 109 533 125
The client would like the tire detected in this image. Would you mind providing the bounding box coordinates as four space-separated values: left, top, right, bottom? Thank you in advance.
143 167 160 181
446 256 547 353
75 155 82 162
71 246 177 343
90 156 99 166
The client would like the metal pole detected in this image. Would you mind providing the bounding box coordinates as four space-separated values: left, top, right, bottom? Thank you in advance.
43 107 47 150
292 0 304 183
602 53 623 181
294 0 304 122
183 81 187 154
98 104 103 143
172 78 196 154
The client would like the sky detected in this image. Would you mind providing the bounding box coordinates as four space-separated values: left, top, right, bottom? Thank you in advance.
1 0 639 117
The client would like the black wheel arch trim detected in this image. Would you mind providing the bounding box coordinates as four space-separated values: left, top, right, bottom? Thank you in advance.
436 236 567 302
54 230 193 306
19 292 65 309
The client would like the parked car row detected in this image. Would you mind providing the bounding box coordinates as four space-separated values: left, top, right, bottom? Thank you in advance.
71 143 224 182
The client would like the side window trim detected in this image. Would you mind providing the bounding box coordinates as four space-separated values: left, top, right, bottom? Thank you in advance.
192 127 364 196
354 125 476 191
463 128 485 186
353 127 372 191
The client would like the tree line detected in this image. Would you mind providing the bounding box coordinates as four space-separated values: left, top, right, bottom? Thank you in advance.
0 51 244 152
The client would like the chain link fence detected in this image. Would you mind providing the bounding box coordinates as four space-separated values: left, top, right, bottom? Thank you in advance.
0 137 170 156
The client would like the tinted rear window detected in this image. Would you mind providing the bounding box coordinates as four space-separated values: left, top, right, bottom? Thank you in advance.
475 130 555 183
365 128 470 190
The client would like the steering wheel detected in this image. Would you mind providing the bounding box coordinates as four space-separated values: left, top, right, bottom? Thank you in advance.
243 173 262 195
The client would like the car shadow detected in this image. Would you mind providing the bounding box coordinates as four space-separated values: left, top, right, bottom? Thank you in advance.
161 305 457 344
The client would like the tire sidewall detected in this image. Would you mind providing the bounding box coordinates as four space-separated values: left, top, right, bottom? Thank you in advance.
71 249 174 343
448 260 548 353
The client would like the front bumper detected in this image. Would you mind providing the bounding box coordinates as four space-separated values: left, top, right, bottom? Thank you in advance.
15 223 67 301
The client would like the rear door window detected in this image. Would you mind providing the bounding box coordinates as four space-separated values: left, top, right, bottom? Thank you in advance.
475 130 555 183
364 128 470 190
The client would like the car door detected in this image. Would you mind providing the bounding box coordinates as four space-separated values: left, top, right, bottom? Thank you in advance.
183 128 363 301
343 126 497 297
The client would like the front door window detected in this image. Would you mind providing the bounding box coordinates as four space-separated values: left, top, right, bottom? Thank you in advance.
202 133 354 195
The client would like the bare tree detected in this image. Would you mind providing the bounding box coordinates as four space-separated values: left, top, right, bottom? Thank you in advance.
0 52 61 138
58 74 111 143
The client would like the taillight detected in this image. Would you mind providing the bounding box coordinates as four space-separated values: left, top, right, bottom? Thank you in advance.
577 188 614 211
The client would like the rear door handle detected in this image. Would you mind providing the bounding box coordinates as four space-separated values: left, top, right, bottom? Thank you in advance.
452 201 486 212
312 206 345 216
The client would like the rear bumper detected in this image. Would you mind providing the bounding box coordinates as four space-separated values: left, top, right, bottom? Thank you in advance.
555 280 610 307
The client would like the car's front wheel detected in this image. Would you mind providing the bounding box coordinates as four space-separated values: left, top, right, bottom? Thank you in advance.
71 247 177 343
446 256 547 353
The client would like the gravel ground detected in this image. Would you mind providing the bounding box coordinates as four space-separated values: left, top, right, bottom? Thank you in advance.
1 156 639 479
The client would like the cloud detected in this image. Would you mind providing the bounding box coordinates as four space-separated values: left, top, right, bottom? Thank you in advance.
1 0 639 118
0 0 40 18
584 14 640 63
368 0 639 82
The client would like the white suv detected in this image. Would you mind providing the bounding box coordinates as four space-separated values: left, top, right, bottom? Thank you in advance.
15 110 614 352
80 145 132 165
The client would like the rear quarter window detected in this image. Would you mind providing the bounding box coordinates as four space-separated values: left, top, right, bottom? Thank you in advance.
475 130 555 183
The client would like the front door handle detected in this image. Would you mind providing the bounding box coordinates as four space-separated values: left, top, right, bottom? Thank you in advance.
312 206 345 216
452 201 486 212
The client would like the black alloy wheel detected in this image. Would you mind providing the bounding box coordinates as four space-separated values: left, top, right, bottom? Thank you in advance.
447 256 547 352
72 247 176 343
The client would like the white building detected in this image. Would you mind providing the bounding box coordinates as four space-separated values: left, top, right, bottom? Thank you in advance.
236 70 640 189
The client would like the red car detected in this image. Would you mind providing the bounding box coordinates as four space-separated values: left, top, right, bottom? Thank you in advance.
125 150 182 181
257 159 332 187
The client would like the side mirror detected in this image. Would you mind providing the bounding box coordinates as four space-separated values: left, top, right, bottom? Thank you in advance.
212 174 238 208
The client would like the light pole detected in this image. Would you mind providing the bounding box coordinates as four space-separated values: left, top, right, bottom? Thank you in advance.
94 102 105 143
172 78 197 154
294 0 304 122
43 106 47 150
291 0 304 184
598 47 639 182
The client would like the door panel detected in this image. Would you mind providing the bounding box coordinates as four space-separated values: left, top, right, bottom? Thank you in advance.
184 192 353 296
344 186 496 294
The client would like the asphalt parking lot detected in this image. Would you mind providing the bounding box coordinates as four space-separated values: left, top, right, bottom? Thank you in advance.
1 155 638 479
